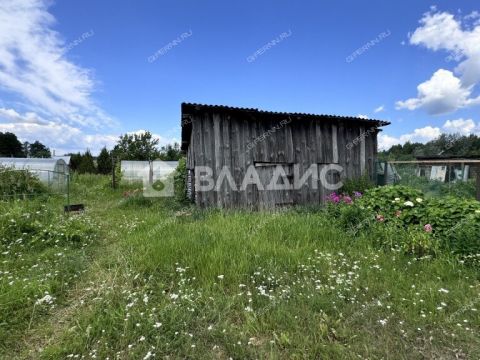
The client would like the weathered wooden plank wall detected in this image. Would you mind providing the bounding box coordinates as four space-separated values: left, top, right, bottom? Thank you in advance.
188 110 380 208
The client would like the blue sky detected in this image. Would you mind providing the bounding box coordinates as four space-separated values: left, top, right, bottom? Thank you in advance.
0 0 479 154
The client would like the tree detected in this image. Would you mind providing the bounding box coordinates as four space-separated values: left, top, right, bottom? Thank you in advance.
68 153 82 172
97 147 112 174
0 132 23 157
112 131 160 160
159 142 182 161
28 141 51 158
77 150 96 174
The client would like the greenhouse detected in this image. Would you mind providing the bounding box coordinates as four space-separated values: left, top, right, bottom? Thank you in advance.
121 160 178 184
0 157 69 188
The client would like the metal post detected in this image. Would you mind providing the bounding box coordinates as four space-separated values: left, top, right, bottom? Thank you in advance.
66 173 70 214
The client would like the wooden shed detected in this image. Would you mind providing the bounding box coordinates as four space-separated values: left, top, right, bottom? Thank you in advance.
181 103 389 209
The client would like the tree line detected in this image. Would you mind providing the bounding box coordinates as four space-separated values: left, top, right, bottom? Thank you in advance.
380 133 480 161
0 131 183 174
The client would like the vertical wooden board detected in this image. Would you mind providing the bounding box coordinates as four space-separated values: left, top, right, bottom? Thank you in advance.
321 122 333 164
221 114 233 207
360 126 366 176
243 118 253 208
332 123 339 164
232 116 242 208
203 113 215 207
337 121 346 174
307 120 318 203
315 122 323 164
213 114 223 207
268 119 277 163
300 122 309 204
277 119 287 163
195 116 206 207
285 122 294 163
248 120 259 208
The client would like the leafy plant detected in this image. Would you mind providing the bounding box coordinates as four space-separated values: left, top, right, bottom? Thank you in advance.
0 166 47 199
341 174 374 196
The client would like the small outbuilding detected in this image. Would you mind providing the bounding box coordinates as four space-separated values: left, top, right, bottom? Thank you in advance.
181 103 389 209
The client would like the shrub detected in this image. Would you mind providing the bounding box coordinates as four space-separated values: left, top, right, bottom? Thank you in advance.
0 166 47 199
423 196 480 235
174 157 189 205
357 185 426 225
341 174 374 196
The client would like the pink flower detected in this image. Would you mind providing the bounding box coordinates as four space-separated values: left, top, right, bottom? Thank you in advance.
353 191 362 198
343 196 353 204
424 224 433 233
376 214 385 222
395 210 402 217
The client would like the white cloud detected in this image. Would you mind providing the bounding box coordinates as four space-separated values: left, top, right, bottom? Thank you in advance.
0 0 114 128
357 114 369 119
398 10 480 114
443 118 479 135
374 105 385 113
379 118 480 150
0 108 178 155
0 107 48 125
396 69 480 114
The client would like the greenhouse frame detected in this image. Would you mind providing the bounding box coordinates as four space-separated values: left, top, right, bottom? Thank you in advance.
0 157 69 188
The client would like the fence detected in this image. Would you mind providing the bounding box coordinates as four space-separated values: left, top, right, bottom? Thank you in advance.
0 168 70 204
376 160 480 200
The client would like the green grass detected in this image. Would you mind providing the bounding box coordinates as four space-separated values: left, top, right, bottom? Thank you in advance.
1 174 479 359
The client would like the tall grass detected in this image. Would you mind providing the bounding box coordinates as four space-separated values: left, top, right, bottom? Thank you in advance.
2 175 479 359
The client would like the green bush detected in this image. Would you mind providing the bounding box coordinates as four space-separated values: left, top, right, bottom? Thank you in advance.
357 185 426 225
423 196 480 234
341 174 374 196
174 157 189 204
0 166 47 199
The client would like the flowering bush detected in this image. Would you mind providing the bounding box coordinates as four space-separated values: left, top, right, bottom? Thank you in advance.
330 185 480 260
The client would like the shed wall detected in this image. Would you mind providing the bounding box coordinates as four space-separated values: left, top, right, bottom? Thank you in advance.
186 111 378 208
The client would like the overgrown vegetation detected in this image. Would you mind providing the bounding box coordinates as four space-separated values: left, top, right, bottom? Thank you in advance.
0 198 98 350
1 176 479 359
0 166 47 199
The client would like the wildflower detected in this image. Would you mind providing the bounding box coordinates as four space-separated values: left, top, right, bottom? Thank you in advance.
404 201 414 207
416 198 423 203
394 198 400 202
378 319 388 326
376 214 385 222
143 352 154 360
475 210 480 214
35 294 54 305
423 224 433 233
438 288 449 293
353 191 362 198
395 210 402 217
217 275 224 280
153 322 162 328
343 195 353 204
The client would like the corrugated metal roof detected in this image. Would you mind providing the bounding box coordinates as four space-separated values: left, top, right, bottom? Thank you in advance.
181 102 391 127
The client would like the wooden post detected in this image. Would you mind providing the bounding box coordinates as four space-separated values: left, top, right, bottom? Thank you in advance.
476 166 480 201
383 161 388 186
112 156 116 189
